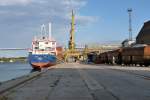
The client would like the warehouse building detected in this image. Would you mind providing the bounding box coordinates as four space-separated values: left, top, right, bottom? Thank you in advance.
136 21 150 44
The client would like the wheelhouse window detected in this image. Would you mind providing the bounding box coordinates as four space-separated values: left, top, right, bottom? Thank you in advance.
34 47 39 49
52 42 55 45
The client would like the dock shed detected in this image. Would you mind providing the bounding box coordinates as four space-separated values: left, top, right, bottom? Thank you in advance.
136 21 150 44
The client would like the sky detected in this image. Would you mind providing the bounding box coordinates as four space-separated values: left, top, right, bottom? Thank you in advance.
0 0 150 56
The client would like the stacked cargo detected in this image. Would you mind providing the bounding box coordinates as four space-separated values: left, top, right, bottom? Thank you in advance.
56 47 63 61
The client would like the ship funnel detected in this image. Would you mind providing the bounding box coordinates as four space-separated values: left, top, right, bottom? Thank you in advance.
49 22 52 38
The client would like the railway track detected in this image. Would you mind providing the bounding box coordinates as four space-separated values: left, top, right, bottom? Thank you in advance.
89 63 150 81
0 69 51 95
109 67 150 81
0 64 149 100
0 65 61 100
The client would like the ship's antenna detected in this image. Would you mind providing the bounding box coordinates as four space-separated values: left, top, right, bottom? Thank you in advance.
49 22 52 38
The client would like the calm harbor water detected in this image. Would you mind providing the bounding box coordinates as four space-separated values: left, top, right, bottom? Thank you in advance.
0 63 32 82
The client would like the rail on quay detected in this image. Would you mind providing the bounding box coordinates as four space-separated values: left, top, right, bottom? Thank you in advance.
0 70 45 95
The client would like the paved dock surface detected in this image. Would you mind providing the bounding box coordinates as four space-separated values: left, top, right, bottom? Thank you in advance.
0 63 150 100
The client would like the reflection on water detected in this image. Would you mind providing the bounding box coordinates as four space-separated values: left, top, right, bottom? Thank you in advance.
0 63 32 82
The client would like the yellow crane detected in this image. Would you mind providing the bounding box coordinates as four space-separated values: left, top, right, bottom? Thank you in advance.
64 10 81 62
68 10 75 50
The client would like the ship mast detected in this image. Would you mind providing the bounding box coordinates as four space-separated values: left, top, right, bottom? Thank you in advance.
41 24 46 37
49 22 52 39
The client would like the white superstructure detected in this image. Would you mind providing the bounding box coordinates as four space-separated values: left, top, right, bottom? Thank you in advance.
31 23 57 55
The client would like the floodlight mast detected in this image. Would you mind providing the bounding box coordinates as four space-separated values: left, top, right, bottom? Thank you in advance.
127 8 133 41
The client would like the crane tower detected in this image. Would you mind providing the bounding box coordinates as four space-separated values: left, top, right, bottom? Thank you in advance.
68 10 75 50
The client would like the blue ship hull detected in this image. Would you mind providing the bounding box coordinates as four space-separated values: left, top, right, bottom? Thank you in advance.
28 54 56 69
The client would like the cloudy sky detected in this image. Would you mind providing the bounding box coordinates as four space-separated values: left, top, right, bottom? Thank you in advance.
0 0 150 56
0 0 97 48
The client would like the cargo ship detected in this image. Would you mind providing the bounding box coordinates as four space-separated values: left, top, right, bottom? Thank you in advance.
28 23 57 69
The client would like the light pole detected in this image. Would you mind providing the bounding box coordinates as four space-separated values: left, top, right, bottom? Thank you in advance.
127 8 133 41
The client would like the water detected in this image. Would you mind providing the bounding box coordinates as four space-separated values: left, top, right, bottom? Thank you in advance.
0 63 32 82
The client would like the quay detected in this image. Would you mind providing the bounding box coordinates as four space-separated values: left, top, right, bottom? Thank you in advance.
0 63 150 100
